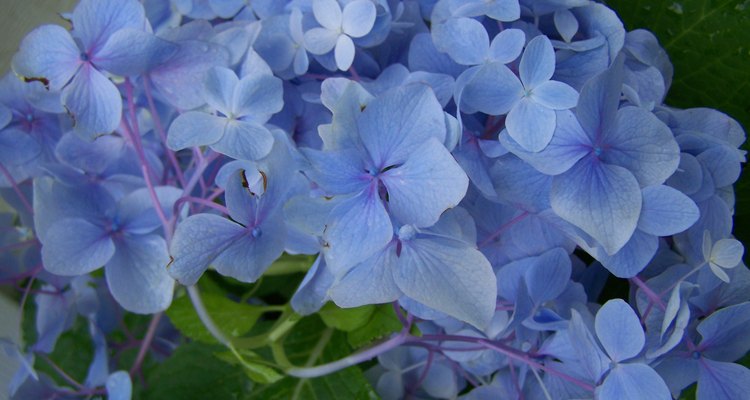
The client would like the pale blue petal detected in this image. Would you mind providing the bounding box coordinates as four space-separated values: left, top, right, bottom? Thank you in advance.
421 362 458 399
697 302 750 361
697 145 744 188
488 28 525 64
709 239 744 270
595 299 644 362
117 186 183 234
94 29 178 76
301 148 370 195
106 371 132 400
210 120 274 160
531 80 579 110
323 186 393 276
0 129 41 166
499 110 589 176
334 34 356 71
291 256 334 315
213 212 286 283
61 65 122 140
551 158 641 255
589 229 658 278
168 214 245 285
209 0 245 18
554 9 579 43
637 185 699 236
456 62 523 115
304 28 339 55
567 309 609 382
105 234 174 313
293 48 309 75
203 66 237 116
603 106 680 186
313 0 343 31
381 139 468 227
506 97 556 152
395 237 496 329
329 243 401 307
575 55 624 141
167 112 226 150
34 289 74 353
41 218 114 276
232 74 283 120
342 0 377 38
11 25 81 91
519 35 555 89
359 84 445 168
72 0 147 52
433 17 489 66
698 360 750 400
524 247 572 304
597 363 671 400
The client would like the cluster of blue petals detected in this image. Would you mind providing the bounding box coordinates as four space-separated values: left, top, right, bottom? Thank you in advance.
0 0 748 399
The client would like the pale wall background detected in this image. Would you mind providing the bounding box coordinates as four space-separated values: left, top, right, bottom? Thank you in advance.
0 2 78 398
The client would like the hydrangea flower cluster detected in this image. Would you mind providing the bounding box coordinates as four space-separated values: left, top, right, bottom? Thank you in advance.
0 0 748 399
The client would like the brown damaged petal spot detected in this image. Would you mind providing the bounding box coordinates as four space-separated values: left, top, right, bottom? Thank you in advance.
23 76 50 90
166 255 175 269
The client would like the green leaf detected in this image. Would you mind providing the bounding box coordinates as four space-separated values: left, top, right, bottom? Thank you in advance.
606 0 750 132
142 342 248 400
247 316 380 400
166 290 263 344
347 305 402 348
215 349 285 384
264 253 316 276
34 317 93 385
319 303 376 332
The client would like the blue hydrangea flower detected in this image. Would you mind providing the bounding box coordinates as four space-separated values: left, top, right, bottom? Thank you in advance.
304 0 377 71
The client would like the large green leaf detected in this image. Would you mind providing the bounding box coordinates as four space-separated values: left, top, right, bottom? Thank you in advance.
166 290 263 344
606 0 750 131
247 316 380 400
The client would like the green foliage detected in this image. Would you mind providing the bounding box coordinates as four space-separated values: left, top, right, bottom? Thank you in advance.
346 305 403 348
34 317 93 386
247 316 380 400
319 303 376 332
166 290 263 344
142 342 248 400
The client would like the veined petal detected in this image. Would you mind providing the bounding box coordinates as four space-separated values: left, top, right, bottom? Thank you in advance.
210 119 274 161
93 29 178 76
531 80 579 110
330 243 401 307
61 64 122 140
232 74 283 120
519 35 555 89
334 34 356 71
456 62 523 115
595 299 644 362
323 186 393 276
106 371 132 400
381 139 468 228
105 234 174 314
432 17 489 66
488 28 525 64
313 0 343 31
505 97 556 152
597 364 671 400
637 185 699 237
342 0 376 38
11 25 81 91
166 111 227 150
169 214 245 286
697 360 750 400
0 129 41 166
213 212 286 283
394 237 496 329
41 218 114 276
304 28 339 55
551 157 642 255
203 66 237 116
300 147 370 195
72 0 148 53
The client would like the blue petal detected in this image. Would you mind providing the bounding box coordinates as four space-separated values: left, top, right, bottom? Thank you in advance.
519 35 555 89
11 25 81 91
575 55 624 142
203 67 237 116
330 243 401 307
54 133 123 174
456 62 523 115
106 371 132 400
33 289 74 353
603 106 679 186
166 112 226 150
488 28 525 64
595 299 644 362
210 120 274 161
697 360 750 400
342 0 377 38
303 28 339 55
72 0 147 52
551 158 642 255
381 139 468 227
432 17 489 66
0 129 41 167
168 214 245 285
334 34 356 71
524 247 572 304
312 0 343 31
395 237 496 328
232 74 283 121
358 84 445 168
209 0 245 18
301 147 370 195
637 185 699 237
323 186 393 276
697 302 750 362
105 234 174 313
567 309 609 382
587 229 658 278
500 110 589 176
116 186 183 235
41 218 114 276
597 363 671 400
291 256 334 315
61 64 122 140
94 29 178 76
531 80 579 110
505 97 556 152
554 9 579 43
